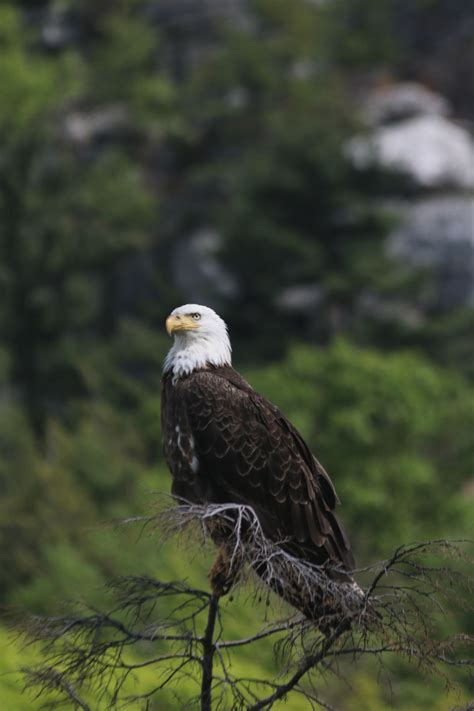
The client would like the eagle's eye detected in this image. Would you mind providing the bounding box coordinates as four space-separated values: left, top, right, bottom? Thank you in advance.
190 313 201 320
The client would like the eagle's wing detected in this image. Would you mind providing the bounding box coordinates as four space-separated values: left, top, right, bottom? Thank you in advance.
181 369 354 571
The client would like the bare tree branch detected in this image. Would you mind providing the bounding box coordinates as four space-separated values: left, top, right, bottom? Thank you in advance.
201 595 220 711
10 501 473 710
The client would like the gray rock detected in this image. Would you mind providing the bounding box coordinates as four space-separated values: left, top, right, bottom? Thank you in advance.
389 196 474 309
41 9 77 49
63 106 129 145
276 284 324 312
172 229 239 304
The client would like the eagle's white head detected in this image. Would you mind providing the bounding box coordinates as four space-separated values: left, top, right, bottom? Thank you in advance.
163 304 232 380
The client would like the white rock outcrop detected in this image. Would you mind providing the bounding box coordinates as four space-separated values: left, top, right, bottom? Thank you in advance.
365 82 450 124
349 114 474 189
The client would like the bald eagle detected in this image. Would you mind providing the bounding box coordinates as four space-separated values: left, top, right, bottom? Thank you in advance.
161 304 356 618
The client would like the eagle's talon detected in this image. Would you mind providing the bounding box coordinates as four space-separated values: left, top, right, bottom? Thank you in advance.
208 544 240 598
209 576 233 598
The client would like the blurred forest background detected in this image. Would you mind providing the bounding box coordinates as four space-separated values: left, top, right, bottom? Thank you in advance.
0 0 473 708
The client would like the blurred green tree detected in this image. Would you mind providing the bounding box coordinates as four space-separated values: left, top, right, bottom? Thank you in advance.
157 0 474 376
0 5 157 438
0 400 91 599
248 340 474 557
170 0 406 359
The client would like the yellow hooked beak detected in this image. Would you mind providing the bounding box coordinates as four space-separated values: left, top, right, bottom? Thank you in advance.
165 314 200 336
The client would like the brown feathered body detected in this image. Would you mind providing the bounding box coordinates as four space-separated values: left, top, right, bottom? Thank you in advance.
161 365 355 613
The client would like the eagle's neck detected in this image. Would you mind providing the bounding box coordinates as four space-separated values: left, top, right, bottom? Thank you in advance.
164 332 232 382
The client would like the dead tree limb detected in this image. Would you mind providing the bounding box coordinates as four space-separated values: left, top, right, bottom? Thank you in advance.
201 595 220 711
11 501 474 710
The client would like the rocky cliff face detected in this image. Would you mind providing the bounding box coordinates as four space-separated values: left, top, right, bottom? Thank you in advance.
348 82 474 313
